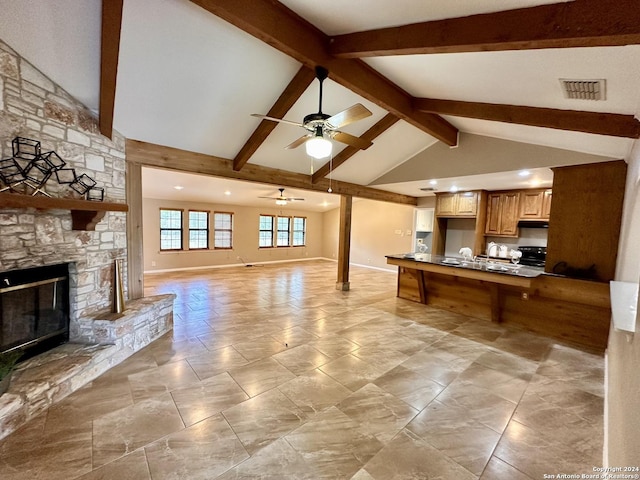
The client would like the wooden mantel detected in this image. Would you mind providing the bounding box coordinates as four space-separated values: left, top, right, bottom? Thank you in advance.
0 192 128 230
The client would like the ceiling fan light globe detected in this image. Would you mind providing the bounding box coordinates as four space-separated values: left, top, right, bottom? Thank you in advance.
305 137 332 159
275 199 287 206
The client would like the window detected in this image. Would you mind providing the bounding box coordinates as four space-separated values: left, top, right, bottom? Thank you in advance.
188 210 209 249
259 215 274 247
160 209 182 250
214 212 233 249
292 216 306 246
277 216 291 247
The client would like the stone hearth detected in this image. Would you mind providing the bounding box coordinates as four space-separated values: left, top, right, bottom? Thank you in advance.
0 294 174 440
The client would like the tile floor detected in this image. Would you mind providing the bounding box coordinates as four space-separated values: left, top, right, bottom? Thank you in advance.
0 260 605 479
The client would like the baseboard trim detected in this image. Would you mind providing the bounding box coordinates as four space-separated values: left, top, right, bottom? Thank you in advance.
144 257 330 274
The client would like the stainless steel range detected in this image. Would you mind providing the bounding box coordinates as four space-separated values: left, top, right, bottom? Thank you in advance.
518 246 547 268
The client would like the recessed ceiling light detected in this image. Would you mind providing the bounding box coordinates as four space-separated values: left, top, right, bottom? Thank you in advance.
224 190 231 196
429 179 437 185
518 170 531 177
530 179 541 187
173 185 184 190
450 186 458 193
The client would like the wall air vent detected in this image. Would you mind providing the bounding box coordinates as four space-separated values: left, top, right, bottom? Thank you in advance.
560 79 606 101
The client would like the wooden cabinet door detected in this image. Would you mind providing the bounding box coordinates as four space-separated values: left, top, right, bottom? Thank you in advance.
485 193 502 235
519 190 545 219
415 209 433 231
542 190 552 219
500 192 520 235
456 192 478 216
436 194 457 216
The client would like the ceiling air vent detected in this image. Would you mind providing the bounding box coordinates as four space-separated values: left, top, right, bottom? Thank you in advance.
420 187 436 192
559 79 606 101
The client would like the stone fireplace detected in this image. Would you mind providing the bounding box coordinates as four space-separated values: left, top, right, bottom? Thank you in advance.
0 38 174 439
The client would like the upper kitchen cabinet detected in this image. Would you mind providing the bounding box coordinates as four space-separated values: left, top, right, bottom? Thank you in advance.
542 190 552 219
485 191 520 236
432 191 488 256
519 189 552 220
415 208 434 232
435 191 480 217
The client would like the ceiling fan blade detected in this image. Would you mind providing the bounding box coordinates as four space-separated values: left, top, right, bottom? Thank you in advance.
331 131 373 150
284 197 305 201
258 196 278 199
251 114 303 128
285 135 311 149
326 103 372 129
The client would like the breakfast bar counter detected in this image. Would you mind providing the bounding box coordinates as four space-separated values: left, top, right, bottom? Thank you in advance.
386 253 611 352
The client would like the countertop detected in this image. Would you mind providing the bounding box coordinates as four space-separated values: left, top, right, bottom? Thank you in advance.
386 253 545 278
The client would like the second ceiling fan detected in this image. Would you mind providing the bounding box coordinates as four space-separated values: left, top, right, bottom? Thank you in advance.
252 66 374 159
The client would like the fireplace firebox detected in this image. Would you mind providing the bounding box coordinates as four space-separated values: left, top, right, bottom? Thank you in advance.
0 263 70 360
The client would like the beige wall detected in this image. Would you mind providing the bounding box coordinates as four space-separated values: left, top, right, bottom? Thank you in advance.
143 198 324 271
322 198 414 271
607 141 640 464
372 133 616 185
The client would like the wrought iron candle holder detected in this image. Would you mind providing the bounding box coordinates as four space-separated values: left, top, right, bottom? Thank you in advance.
69 173 97 196
21 152 67 197
0 158 26 192
86 186 104 202
1 136 104 201
12 137 40 160
54 168 77 184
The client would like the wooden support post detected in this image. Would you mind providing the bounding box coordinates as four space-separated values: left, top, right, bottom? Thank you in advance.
431 217 447 256
126 161 144 299
336 194 353 291
489 283 502 323
417 270 427 304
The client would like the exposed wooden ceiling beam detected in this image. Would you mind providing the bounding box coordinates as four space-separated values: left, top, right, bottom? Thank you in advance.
126 139 417 205
233 66 316 171
413 98 640 139
98 0 124 139
312 114 399 184
188 0 458 146
329 0 640 58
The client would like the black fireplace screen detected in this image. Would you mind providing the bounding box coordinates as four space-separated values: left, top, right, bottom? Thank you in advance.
0 263 70 359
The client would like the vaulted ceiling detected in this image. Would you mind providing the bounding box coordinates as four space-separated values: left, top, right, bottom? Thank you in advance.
1 0 639 208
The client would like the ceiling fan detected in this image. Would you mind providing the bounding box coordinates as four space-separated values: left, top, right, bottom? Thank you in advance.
252 66 374 159
259 188 305 205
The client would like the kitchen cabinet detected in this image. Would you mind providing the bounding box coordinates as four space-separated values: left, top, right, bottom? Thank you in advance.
542 190 552 218
485 191 519 236
415 208 434 231
435 191 479 217
519 189 552 220
432 190 488 257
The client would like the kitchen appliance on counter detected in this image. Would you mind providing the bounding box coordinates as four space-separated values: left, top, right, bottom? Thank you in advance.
487 242 510 258
518 246 547 267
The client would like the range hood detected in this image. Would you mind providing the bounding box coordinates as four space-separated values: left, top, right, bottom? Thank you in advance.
517 220 549 229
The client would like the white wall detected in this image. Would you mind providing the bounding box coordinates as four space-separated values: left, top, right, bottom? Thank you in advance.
143 198 324 271
322 198 414 271
607 141 640 464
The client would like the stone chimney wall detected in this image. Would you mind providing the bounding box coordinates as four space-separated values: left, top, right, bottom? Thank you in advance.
0 38 127 323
